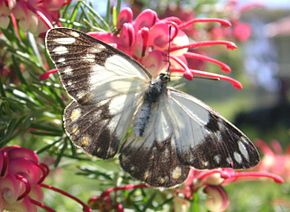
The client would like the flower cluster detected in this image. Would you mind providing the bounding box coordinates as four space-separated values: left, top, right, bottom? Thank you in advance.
87 167 283 212
0 0 70 33
210 0 263 42
0 146 47 211
88 8 242 89
255 139 290 181
176 168 283 211
0 146 91 212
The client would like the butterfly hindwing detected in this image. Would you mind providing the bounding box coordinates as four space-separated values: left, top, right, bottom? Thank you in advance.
167 88 260 169
120 87 259 187
120 95 190 187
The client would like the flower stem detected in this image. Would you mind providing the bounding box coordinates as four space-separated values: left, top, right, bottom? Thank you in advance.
170 40 237 51
40 183 92 212
179 18 231 29
29 197 56 212
184 52 231 73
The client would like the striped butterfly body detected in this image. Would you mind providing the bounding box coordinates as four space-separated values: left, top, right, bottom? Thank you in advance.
45 28 260 187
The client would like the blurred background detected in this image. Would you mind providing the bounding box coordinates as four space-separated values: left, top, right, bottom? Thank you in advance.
0 0 289 211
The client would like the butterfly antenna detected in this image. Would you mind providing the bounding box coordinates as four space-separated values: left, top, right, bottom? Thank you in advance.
167 25 172 76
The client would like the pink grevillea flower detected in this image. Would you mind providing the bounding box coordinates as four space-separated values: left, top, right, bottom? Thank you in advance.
87 7 242 89
210 0 264 42
88 184 147 211
255 139 290 181
175 168 283 211
0 146 92 212
0 0 70 33
88 167 283 211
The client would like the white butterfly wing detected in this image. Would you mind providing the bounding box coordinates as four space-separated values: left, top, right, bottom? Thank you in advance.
120 87 260 187
167 88 260 169
45 28 150 158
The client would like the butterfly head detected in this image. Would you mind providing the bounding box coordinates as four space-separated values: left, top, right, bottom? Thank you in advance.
159 73 170 83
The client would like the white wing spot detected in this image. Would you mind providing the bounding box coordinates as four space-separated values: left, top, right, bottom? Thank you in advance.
159 177 165 184
69 31 80 37
226 157 233 165
172 167 182 179
63 67 73 75
57 57 66 63
54 37 76 44
89 46 106 53
202 161 209 167
70 108 81 121
82 54 95 63
214 155 221 164
81 135 91 147
52 46 68 54
71 125 79 134
144 171 150 180
163 148 170 157
234 152 242 164
66 80 73 86
238 140 249 161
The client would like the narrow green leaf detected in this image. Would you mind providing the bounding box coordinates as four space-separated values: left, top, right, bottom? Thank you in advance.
54 139 68 167
106 0 111 23
12 56 27 84
27 32 43 66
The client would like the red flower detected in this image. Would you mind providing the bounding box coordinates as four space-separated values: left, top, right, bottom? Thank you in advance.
0 0 71 33
255 140 290 181
176 168 283 211
88 8 242 89
0 146 92 212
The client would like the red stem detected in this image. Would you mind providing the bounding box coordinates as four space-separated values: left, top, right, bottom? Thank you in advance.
26 4 53 29
16 174 31 200
40 183 92 212
100 184 148 199
0 151 8 177
170 40 237 51
9 13 21 41
170 68 243 90
184 52 231 73
37 163 50 183
29 197 56 212
232 172 284 184
179 18 231 29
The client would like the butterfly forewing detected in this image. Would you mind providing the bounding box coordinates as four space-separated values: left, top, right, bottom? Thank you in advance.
46 28 150 159
45 28 150 104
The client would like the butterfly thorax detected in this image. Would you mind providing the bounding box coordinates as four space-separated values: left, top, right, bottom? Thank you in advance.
134 73 169 137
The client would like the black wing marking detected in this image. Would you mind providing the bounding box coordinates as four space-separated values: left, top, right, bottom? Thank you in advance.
167 88 260 169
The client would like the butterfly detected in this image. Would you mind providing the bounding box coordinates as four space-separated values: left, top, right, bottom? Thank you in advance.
45 28 260 187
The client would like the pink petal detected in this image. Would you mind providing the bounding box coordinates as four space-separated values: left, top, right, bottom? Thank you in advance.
0 174 25 203
8 159 43 185
233 22 251 42
118 23 135 52
6 146 39 162
141 50 167 78
134 9 158 30
117 8 133 29
132 28 149 59
147 22 173 50
39 69 58 80
88 32 118 44
204 185 229 212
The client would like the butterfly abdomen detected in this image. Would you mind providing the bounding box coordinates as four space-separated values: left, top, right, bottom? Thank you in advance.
134 78 166 137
